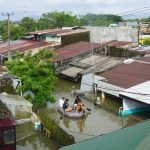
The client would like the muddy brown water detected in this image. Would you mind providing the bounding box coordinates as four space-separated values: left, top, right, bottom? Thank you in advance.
16 78 150 149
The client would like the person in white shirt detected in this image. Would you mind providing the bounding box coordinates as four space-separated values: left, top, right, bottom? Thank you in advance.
58 97 65 108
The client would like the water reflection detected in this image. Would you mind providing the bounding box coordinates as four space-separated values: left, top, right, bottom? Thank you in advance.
63 117 70 129
76 119 85 132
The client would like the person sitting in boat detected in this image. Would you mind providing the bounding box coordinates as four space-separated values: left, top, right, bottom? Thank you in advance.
77 101 85 113
74 95 82 110
63 98 72 112
74 96 85 113
58 97 65 108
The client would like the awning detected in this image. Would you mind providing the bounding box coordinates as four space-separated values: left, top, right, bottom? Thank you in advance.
60 66 84 78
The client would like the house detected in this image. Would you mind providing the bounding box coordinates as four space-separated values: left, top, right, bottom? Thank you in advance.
92 57 150 115
103 40 137 49
0 40 52 62
0 100 16 150
53 41 102 68
28 28 90 46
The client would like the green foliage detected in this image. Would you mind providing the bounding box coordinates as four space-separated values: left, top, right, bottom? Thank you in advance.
79 13 124 26
20 17 37 32
143 39 150 45
0 20 10 41
38 11 79 29
10 25 25 40
5 49 57 108
0 20 25 41
39 112 75 147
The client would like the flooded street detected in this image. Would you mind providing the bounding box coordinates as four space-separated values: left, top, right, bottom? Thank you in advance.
41 78 150 142
40 78 134 143
17 78 150 149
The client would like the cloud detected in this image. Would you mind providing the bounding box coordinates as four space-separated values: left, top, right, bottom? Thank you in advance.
0 0 149 20
45 0 123 5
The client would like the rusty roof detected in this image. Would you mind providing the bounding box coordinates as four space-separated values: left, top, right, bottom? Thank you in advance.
28 28 89 36
53 41 102 62
99 57 150 88
0 40 47 57
103 40 133 47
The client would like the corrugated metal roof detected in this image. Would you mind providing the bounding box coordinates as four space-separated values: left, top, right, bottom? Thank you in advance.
0 40 47 57
99 57 150 88
60 66 84 78
103 40 133 47
28 29 89 36
53 42 102 62
80 56 122 74
60 120 150 150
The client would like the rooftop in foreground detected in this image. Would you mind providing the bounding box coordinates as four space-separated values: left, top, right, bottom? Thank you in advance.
60 120 150 150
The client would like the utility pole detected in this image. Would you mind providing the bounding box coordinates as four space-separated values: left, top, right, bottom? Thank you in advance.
2 12 14 60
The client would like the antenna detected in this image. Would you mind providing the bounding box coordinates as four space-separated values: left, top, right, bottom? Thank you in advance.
23 4 26 17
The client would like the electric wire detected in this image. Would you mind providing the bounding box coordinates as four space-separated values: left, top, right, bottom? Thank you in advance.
119 6 150 15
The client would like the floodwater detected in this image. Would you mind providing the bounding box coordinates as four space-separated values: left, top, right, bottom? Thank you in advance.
40 78 150 143
16 78 150 149
16 122 57 150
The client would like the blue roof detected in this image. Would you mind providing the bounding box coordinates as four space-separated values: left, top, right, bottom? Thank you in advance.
60 120 150 150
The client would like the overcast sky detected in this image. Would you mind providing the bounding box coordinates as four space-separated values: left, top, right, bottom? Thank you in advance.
0 0 150 20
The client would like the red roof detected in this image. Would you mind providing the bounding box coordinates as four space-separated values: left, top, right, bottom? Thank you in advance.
0 40 47 56
142 57 150 62
28 28 89 36
53 41 102 62
0 118 16 127
99 57 150 88
103 40 133 47
29 29 72 35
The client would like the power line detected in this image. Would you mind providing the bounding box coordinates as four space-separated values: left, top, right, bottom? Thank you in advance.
119 6 150 15
121 8 150 17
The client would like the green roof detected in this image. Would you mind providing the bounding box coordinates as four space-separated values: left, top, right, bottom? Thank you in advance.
60 120 150 150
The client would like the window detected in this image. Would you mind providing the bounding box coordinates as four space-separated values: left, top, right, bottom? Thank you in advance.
3 129 15 144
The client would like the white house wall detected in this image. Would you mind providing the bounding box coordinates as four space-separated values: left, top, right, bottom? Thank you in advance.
123 98 147 111
122 98 150 115
46 36 61 43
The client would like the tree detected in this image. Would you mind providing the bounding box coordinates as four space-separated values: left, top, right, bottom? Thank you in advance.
10 25 25 40
20 17 37 32
38 11 79 29
5 49 57 109
79 13 124 26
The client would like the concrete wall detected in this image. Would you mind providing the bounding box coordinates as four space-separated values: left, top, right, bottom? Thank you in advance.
80 73 94 92
85 26 138 43
0 94 32 118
